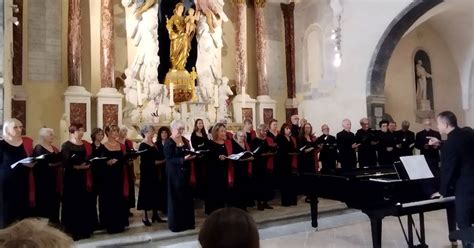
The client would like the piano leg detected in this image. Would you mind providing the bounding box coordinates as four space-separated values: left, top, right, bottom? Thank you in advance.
370 217 383 248
408 215 414 247
446 205 457 242
310 195 319 229
420 212 426 247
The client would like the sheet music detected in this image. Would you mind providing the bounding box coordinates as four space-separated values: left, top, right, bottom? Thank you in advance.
399 155 434 180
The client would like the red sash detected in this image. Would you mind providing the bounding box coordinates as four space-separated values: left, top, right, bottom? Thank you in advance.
21 137 35 208
250 130 256 140
244 142 252 177
52 146 63 195
224 140 234 187
83 141 93 192
125 139 133 151
226 131 234 141
120 143 130 199
290 137 298 172
265 137 276 172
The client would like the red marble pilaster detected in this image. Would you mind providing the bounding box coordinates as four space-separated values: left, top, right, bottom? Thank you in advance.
70 103 87 130
233 0 247 95
103 104 118 127
12 0 23 86
100 0 115 88
254 0 268 96
281 2 296 99
68 0 82 86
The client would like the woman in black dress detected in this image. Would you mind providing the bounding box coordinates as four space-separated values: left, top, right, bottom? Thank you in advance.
32 128 62 224
99 125 129 234
118 126 136 216
0 118 35 228
251 124 275 211
155 126 171 217
275 123 298 207
61 123 97 240
191 119 209 198
298 123 318 174
165 120 196 232
266 119 279 141
90 128 105 229
228 130 253 211
205 123 229 215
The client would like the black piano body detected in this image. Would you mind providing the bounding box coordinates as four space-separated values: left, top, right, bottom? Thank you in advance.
302 166 456 248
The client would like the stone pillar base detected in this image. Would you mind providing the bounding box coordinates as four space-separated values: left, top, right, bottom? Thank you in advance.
285 98 298 123
256 95 276 125
96 87 123 130
232 94 257 123
64 86 92 141
366 95 386 129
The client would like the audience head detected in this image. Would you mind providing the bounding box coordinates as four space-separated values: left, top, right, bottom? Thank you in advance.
342 119 351 131
218 119 228 126
256 124 268 139
0 218 74 248
158 126 171 142
193 119 207 136
170 120 186 137
104 124 119 139
243 119 253 132
269 119 278 132
379 120 389 132
140 124 156 139
401 120 410 131
68 123 85 140
280 123 291 136
38 128 55 144
2 118 23 139
91 128 104 143
388 121 397 132
290 115 300 126
359 118 369 130
199 208 260 248
321 124 330 135
212 123 227 141
423 118 432 131
234 130 246 143
437 111 458 134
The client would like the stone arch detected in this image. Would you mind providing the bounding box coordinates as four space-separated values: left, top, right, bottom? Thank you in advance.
365 0 443 126
302 24 324 88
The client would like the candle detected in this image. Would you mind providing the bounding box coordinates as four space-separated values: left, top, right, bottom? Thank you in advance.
214 85 219 107
136 80 143 106
170 83 175 107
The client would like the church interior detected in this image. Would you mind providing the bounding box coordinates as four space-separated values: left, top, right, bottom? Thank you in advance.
0 0 473 247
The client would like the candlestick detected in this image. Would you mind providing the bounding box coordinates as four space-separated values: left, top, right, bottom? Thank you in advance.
170 83 175 107
136 80 143 106
214 85 219 108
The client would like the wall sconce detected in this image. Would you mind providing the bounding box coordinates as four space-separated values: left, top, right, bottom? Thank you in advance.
10 17 20 26
10 4 19 13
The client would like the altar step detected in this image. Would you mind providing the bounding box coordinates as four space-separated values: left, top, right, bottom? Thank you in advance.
76 200 368 248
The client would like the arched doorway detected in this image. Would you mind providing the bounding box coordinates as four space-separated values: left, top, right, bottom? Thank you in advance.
365 0 443 127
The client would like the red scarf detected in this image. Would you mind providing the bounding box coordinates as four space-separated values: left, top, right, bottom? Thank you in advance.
21 137 35 208
226 131 234 141
290 137 298 173
82 141 93 192
265 137 276 172
120 143 130 199
224 140 234 187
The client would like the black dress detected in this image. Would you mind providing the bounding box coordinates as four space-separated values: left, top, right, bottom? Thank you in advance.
32 145 62 224
355 128 378 167
275 135 298 206
315 134 338 173
191 132 209 199
99 147 129 233
298 137 317 174
0 140 30 228
91 143 105 228
205 141 229 215
124 140 136 209
377 131 397 166
61 141 98 240
251 138 274 202
228 140 252 210
164 138 195 232
137 143 164 212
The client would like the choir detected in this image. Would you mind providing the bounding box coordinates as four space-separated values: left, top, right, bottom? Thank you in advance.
0 115 443 240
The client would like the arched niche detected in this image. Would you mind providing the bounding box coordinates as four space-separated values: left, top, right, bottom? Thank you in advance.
302 24 324 89
413 49 434 110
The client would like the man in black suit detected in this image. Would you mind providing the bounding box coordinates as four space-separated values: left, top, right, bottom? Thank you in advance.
316 124 338 173
355 118 378 167
395 120 415 157
336 119 358 170
416 119 442 177
428 111 474 235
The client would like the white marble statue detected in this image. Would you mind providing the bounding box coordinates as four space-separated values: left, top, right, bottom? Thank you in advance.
59 114 70 144
416 60 432 101
217 77 233 121
122 0 160 123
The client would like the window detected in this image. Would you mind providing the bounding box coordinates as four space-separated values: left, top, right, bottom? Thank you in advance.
303 24 324 88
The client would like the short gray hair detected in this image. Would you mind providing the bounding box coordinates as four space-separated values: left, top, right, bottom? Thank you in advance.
170 120 185 131
140 124 155 138
233 130 246 141
2 118 21 138
39 128 54 140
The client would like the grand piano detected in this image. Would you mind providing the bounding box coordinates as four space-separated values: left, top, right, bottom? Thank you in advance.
301 163 456 248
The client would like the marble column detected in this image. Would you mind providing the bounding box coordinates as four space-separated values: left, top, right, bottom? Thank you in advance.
281 2 298 122
10 0 27 134
254 0 276 125
232 0 257 123
64 0 92 142
96 0 123 129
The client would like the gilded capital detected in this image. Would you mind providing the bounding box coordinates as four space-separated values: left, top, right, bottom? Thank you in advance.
255 0 266 8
